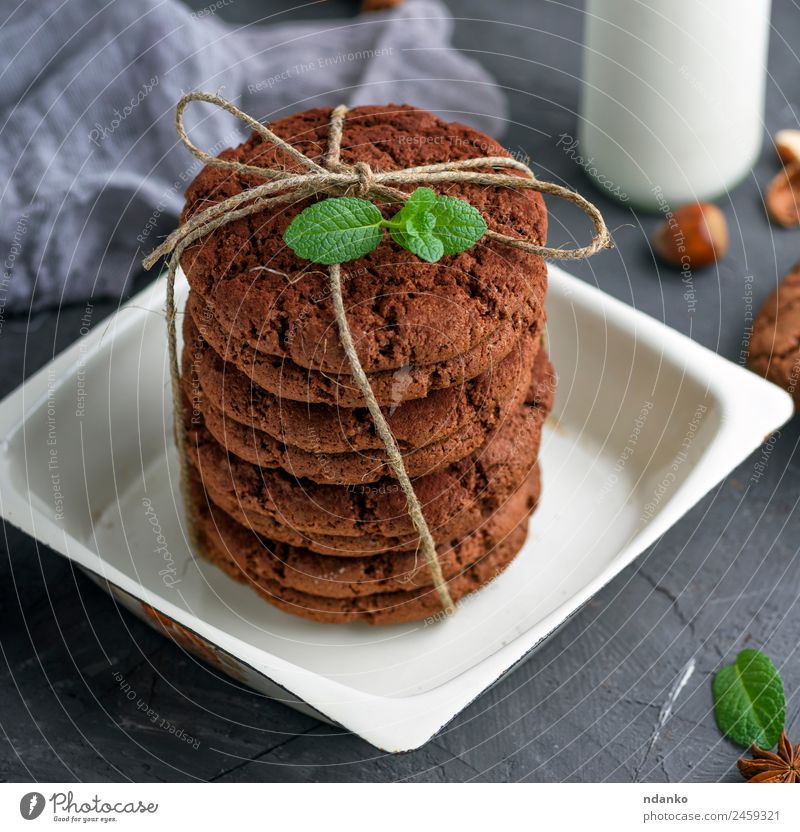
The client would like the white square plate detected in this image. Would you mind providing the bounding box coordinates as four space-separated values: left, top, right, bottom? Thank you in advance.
0 265 791 752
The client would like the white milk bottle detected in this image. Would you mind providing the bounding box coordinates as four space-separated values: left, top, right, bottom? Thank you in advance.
578 0 772 209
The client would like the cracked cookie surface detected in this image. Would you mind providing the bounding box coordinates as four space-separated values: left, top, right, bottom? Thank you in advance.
183 314 545 483
197 499 531 625
190 463 539 600
188 290 543 407
179 104 548 375
184 353 553 556
749 261 800 408
183 306 540 451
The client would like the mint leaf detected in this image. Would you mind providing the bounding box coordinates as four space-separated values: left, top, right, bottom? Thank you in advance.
388 187 439 258
713 649 785 748
388 209 440 261
392 187 437 226
427 194 487 256
388 208 436 244
284 197 383 264
283 188 487 265
407 210 437 235
401 228 444 263
389 189 486 261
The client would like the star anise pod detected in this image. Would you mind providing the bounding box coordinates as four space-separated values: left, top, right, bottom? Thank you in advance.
737 731 800 783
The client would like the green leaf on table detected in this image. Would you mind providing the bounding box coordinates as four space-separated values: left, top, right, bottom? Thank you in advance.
283 197 383 264
712 648 785 749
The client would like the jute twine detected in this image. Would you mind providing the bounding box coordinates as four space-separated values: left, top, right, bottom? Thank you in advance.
143 92 612 618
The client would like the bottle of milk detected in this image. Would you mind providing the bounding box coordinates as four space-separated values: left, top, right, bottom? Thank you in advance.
578 0 772 209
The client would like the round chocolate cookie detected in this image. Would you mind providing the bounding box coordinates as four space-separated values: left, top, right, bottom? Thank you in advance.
196 376 528 484
185 395 547 554
184 361 553 556
189 463 539 599
748 261 800 408
184 329 544 486
183 307 539 453
179 104 548 375
198 511 530 625
188 291 543 407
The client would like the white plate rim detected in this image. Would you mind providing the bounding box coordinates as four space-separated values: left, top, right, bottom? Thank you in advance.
0 265 792 752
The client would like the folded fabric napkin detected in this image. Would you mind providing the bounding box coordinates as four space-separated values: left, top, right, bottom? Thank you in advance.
0 0 505 312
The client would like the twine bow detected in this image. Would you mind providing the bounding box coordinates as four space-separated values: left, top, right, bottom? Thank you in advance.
143 92 611 618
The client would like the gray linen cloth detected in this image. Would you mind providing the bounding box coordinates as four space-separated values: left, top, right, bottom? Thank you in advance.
0 0 506 312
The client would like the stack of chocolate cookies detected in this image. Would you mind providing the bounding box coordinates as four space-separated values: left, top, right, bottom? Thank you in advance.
178 105 553 625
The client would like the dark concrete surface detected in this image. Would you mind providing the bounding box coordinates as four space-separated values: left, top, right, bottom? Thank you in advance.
1 0 799 782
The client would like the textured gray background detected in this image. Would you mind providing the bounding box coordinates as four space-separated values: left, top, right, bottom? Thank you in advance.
1 0 799 782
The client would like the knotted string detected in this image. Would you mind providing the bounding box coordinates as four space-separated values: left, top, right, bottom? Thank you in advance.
143 92 612 618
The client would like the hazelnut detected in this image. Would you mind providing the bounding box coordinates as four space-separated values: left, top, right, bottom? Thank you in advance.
775 129 800 165
766 161 800 227
652 202 728 270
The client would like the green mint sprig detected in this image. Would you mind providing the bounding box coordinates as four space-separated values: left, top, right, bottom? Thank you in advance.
283 187 486 265
713 648 786 749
